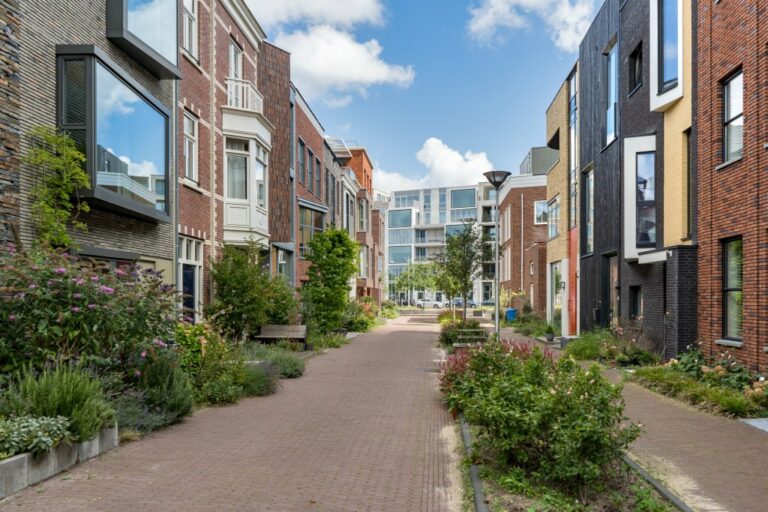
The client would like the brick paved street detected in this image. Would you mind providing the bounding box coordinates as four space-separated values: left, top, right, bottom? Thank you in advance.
0 316 461 512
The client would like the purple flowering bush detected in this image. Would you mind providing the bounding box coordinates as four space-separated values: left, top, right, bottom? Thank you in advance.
0 247 179 374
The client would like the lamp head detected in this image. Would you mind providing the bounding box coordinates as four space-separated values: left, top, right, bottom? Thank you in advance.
484 170 511 189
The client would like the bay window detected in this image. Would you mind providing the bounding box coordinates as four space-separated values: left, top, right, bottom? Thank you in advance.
226 139 248 200
57 47 170 222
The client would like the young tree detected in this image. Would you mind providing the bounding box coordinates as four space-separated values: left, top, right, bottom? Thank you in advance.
439 222 487 321
304 228 359 334
394 262 438 301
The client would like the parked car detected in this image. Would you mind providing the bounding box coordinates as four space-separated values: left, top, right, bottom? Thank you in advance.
453 298 479 308
481 299 496 307
416 299 445 309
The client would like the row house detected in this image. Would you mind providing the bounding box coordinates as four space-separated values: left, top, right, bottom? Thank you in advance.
544 0 696 359
7 0 180 283
178 0 273 319
498 148 552 317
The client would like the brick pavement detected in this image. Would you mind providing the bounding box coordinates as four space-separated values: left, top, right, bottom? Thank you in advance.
501 327 768 512
0 316 461 512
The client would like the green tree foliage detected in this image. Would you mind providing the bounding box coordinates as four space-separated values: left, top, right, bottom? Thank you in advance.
436 222 487 320
394 262 439 295
303 228 359 334
23 126 90 248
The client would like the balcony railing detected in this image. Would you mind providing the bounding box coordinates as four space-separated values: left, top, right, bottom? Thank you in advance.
414 237 445 244
226 78 263 114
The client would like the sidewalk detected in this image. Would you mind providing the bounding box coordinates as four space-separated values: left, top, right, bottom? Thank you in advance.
501 327 768 512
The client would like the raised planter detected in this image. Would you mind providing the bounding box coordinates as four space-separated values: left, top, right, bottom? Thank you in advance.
77 436 100 462
53 442 77 473
27 450 55 485
0 453 29 499
99 424 118 454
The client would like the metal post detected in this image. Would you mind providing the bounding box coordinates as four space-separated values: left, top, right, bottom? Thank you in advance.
494 190 500 339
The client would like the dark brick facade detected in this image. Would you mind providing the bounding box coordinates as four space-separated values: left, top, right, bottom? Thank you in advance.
17 0 177 277
696 0 767 370
0 0 19 244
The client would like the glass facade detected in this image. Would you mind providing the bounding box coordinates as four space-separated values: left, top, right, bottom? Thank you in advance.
126 0 178 65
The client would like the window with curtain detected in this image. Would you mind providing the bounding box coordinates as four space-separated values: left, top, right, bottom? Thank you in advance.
226 138 248 200
724 71 744 162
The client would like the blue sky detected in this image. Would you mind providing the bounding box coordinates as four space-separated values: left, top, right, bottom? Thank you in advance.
247 0 598 192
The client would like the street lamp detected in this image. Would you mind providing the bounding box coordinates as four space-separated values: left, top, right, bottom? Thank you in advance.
484 170 511 339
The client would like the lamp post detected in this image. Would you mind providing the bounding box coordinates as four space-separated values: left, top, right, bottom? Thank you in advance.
484 170 511 339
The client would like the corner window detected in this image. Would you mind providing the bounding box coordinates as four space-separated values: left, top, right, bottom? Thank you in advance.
106 0 179 78
299 207 323 259
58 49 170 221
183 112 197 181
659 0 679 92
534 201 548 225
629 43 643 92
584 170 594 254
547 197 560 239
722 238 743 340
226 138 248 200
724 71 744 162
182 0 197 59
606 43 618 144
636 152 656 246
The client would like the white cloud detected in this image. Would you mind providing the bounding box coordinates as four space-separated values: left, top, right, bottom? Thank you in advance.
373 137 494 193
246 0 384 30
118 155 159 177
274 25 415 104
467 0 597 52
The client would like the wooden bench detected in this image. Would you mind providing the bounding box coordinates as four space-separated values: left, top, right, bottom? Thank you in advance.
254 325 308 350
456 329 489 343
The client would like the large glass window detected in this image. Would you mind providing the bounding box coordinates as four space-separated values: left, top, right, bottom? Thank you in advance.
182 0 197 58
450 208 477 223
548 197 560 239
389 246 412 265
659 0 679 92
584 170 594 254
723 238 743 340
534 201 548 225
94 62 167 212
225 139 248 200
606 44 618 144
724 71 744 162
388 209 412 228
183 112 197 181
126 0 177 65
450 189 476 209
393 191 419 208
299 207 324 258
636 152 656 245
389 229 413 245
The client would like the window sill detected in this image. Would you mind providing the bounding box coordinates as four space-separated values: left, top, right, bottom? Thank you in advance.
601 137 617 153
627 82 643 98
715 339 743 348
182 51 204 74
715 157 743 171
182 178 204 194
581 252 594 260
548 234 560 242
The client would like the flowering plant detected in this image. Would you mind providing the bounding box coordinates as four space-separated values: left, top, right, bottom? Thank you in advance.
0 246 179 373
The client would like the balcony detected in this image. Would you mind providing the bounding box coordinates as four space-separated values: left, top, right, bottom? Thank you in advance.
414 236 445 246
226 78 264 113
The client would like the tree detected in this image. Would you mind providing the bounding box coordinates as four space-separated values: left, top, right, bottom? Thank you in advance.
434 263 461 321
438 222 487 321
23 126 90 248
303 228 359 334
394 262 438 300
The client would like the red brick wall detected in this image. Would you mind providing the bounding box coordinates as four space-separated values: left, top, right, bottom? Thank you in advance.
499 185 547 316
259 42 292 244
295 102 326 282
348 149 373 191
697 0 768 371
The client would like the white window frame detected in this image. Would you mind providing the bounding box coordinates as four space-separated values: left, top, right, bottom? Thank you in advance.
605 43 619 145
534 200 548 225
182 0 198 59
228 39 243 80
178 236 203 321
623 136 657 261
183 112 198 182
547 197 560 240
225 138 249 201
650 0 684 111
723 71 744 163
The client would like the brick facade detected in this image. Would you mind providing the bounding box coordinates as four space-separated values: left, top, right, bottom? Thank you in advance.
0 0 19 245
697 0 767 370
499 180 547 316
17 0 177 278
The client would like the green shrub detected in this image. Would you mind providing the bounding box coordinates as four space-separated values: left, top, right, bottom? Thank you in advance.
344 297 377 332
174 322 208 378
0 415 71 459
240 363 279 397
445 342 639 490
137 348 193 425
312 333 348 350
0 366 114 442
198 374 242 405
242 344 305 379
265 276 300 325
564 328 658 366
438 310 457 326
108 388 174 434
0 249 179 374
